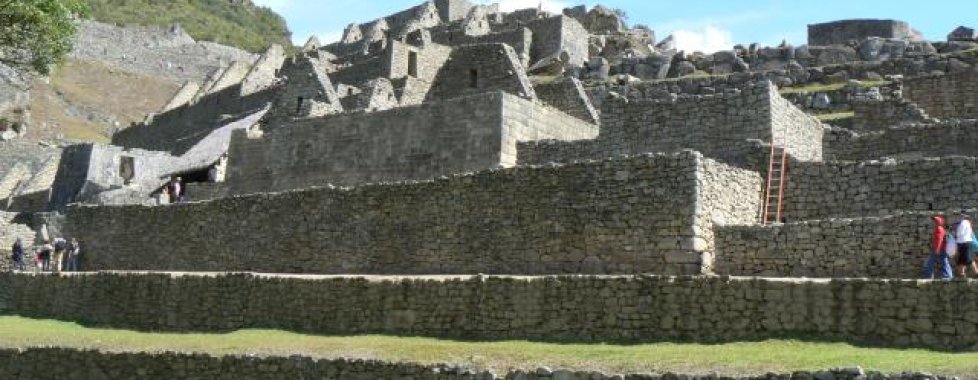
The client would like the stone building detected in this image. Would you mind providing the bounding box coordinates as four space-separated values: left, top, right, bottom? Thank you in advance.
7 4 978 371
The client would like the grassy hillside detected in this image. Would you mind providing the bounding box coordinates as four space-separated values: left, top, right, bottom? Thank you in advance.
28 59 179 143
86 0 291 53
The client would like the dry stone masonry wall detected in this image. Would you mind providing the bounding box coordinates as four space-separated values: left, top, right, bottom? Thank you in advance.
715 211 945 278
227 92 596 193
825 120 978 161
519 81 822 171
68 152 755 275
903 70 978 120
0 347 943 380
5 272 978 350
783 157 978 221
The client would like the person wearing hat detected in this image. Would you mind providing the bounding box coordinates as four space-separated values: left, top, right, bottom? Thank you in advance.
955 212 978 277
923 215 953 280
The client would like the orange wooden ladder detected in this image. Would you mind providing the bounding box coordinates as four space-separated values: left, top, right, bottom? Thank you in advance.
760 144 789 225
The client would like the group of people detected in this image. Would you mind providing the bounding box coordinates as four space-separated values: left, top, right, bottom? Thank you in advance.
924 212 978 280
10 237 82 273
156 176 185 205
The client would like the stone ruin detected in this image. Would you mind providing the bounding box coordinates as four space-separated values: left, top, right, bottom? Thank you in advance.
2 1 978 376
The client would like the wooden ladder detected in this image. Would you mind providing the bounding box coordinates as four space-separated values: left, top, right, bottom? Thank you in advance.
761 144 789 225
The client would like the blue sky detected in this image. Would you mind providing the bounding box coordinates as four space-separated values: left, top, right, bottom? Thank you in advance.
254 0 972 52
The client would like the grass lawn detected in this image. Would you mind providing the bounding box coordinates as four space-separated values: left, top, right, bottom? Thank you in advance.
816 111 856 122
0 317 976 377
779 80 891 94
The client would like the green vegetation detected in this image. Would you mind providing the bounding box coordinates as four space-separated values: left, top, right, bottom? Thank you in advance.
0 0 90 74
779 80 891 94
85 0 291 53
0 316 975 376
816 111 856 122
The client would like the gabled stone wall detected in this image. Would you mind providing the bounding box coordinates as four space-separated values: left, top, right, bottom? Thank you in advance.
426 43 536 101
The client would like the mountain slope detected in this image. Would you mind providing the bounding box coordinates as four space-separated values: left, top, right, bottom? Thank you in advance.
85 0 292 53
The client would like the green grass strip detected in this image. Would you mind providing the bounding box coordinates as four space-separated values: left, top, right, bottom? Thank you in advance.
779 80 891 94
0 316 974 376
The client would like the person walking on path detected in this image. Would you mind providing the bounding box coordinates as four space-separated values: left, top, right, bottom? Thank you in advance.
10 238 25 272
66 238 80 272
923 215 953 280
39 241 52 272
955 212 978 277
52 238 66 272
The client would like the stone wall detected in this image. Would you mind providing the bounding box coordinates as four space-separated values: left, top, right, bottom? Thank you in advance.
769 85 826 162
903 70 978 119
518 81 821 170
388 40 453 83
66 152 755 275
715 211 944 278
226 92 595 193
850 98 933 132
525 16 589 67
808 19 917 46
824 120 978 161
0 347 945 380
426 43 536 101
240 44 286 96
430 27 533 67
434 0 477 23
4 272 978 349
783 157 978 221
532 76 600 124
0 212 33 270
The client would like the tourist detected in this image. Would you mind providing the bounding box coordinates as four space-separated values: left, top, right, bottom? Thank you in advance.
157 187 171 205
67 238 80 272
10 238 25 272
169 176 182 201
52 238 66 272
922 215 953 280
955 212 978 277
39 240 53 272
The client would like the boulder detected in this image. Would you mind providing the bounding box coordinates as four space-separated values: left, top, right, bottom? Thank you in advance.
812 93 832 109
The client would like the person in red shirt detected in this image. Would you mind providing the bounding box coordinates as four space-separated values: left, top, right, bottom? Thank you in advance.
923 215 953 280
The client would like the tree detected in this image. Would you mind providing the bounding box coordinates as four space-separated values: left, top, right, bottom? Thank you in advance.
0 0 89 75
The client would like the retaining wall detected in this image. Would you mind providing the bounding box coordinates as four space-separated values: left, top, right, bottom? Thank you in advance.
0 348 947 379
715 211 944 278
824 120 978 161
2 272 977 349
903 70 978 120
66 152 759 275
783 157 978 221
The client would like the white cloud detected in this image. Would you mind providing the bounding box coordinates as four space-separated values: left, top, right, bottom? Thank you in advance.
251 0 291 12
476 0 569 13
671 25 735 53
